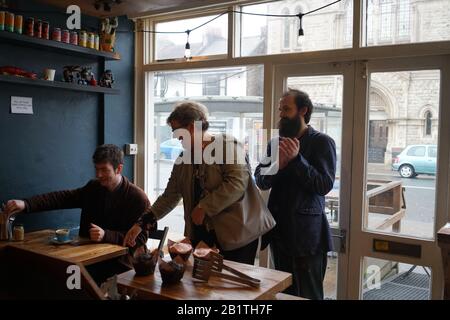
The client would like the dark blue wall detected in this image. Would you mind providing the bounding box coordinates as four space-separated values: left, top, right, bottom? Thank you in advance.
0 1 135 231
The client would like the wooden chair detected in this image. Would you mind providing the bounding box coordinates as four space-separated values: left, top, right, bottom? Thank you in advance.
0 245 104 300
148 226 169 257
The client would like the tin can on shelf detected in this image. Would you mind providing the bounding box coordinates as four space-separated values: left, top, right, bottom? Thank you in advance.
87 32 95 49
94 33 100 50
61 29 69 43
5 12 14 32
25 17 34 36
69 31 78 45
34 19 42 38
42 21 49 39
79 30 87 47
14 15 22 34
13 224 24 241
0 11 5 31
52 27 61 41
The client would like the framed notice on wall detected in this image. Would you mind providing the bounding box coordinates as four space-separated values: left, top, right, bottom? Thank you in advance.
11 96 33 114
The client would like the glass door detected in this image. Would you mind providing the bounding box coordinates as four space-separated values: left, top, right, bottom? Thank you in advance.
274 61 355 299
348 55 450 300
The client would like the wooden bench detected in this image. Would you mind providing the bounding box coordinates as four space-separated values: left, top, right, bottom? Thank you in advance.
366 180 406 232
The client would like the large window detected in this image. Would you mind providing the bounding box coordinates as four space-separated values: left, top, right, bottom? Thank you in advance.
240 0 352 57
154 13 228 61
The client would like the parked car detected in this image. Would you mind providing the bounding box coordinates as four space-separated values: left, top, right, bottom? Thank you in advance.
392 145 437 178
159 138 183 160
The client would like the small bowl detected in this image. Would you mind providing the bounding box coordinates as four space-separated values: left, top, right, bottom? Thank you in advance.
159 257 186 284
168 239 193 262
132 253 158 276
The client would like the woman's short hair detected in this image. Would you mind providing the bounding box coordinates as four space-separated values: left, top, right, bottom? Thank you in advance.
167 100 210 131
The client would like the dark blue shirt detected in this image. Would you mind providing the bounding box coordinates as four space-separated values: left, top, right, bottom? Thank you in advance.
255 126 336 257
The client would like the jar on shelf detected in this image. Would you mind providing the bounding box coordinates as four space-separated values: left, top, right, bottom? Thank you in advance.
34 19 42 38
0 11 5 31
61 29 70 43
79 30 87 47
52 27 61 41
87 32 95 49
25 17 34 36
14 15 22 34
5 12 14 32
94 33 100 50
13 224 24 241
42 21 50 40
70 30 78 45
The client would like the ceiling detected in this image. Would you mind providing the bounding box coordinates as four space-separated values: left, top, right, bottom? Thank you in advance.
39 0 236 18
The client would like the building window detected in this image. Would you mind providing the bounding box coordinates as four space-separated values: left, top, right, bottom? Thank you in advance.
282 8 290 49
425 111 432 136
398 0 410 38
202 74 225 96
380 0 393 41
344 0 353 45
366 0 374 43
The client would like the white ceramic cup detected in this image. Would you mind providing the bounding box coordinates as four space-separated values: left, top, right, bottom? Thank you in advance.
44 68 56 81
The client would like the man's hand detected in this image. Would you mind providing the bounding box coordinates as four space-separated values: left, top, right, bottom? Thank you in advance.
89 223 105 242
2 200 25 218
123 224 142 247
191 206 206 225
279 138 300 169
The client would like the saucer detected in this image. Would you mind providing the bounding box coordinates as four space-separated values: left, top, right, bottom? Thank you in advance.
50 237 73 245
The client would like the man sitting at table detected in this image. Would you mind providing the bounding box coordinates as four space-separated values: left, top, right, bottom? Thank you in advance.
2 144 155 282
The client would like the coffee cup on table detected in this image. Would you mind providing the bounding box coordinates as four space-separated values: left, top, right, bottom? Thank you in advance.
43 68 55 81
55 228 70 242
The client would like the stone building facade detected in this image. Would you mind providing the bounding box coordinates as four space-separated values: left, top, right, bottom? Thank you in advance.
267 0 448 163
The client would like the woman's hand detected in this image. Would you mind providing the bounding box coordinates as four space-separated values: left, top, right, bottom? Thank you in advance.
191 206 206 225
123 224 142 247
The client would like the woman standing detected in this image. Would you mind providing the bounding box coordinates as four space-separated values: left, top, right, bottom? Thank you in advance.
124 101 272 264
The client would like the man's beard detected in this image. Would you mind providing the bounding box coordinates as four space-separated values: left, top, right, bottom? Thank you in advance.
278 115 301 137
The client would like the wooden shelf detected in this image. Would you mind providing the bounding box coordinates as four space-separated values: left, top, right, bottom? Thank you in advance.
0 30 120 61
0 74 120 95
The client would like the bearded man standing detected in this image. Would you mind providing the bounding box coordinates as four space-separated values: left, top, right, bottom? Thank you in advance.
255 89 336 300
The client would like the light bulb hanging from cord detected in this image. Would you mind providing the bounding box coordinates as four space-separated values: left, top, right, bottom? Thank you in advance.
297 14 304 36
184 30 192 60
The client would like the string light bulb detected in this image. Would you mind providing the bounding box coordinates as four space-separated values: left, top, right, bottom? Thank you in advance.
184 30 192 60
297 14 304 36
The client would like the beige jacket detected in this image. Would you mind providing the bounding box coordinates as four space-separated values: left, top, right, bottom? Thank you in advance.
151 136 249 242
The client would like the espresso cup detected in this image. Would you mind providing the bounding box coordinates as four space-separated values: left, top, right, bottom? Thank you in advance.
55 228 70 242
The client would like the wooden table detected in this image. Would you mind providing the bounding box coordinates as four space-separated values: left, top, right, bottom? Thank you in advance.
116 256 292 300
0 229 128 266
